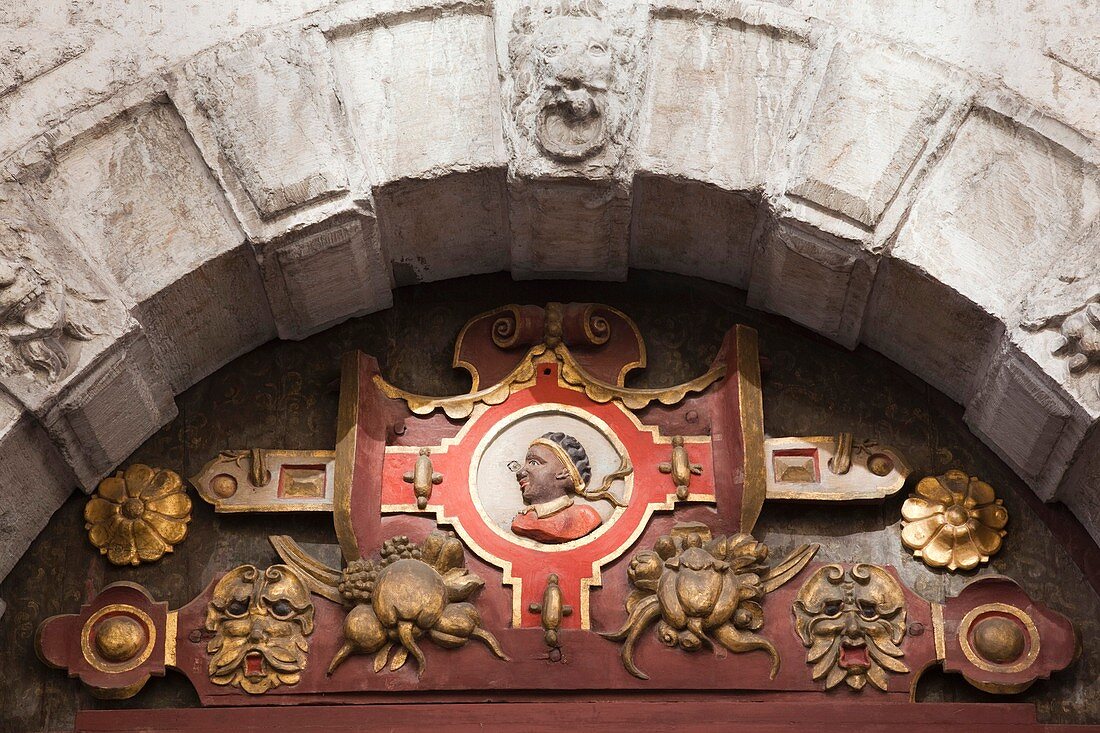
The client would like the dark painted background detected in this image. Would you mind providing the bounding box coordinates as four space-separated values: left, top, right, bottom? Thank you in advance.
2 273 1097 731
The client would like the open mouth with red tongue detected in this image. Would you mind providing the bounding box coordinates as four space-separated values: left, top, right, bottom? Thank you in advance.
839 643 870 670
245 651 264 678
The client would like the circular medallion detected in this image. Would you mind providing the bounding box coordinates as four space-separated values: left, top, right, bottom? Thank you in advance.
80 605 157 673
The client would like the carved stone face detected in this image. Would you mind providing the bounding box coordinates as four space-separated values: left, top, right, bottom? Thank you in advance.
206 565 314 694
510 0 630 163
515 442 574 505
792 564 909 691
0 255 45 323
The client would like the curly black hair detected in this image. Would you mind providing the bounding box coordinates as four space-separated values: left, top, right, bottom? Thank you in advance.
539 431 592 485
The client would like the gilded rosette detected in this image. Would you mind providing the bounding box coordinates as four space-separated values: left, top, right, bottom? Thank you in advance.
84 465 192 566
901 470 1007 572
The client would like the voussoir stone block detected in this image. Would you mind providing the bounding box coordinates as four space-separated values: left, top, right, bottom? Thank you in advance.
748 212 876 348
787 40 954 228
629 175 759 289
635 3 815 192
179 28 357 223
328 6 507 184
28 98 276 392
511 179 630 280
0 393 76 584
260 213 393 339
965 341 1089 499
890 107 1098 322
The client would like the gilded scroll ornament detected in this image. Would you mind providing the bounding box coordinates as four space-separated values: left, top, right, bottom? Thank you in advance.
601 522 818 679
84 464 192 566
328 532 509 677
792 564 909 691
206 564 314 694
901 470 1007 571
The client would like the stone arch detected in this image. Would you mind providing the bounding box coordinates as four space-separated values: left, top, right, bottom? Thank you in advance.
0 0 1096 583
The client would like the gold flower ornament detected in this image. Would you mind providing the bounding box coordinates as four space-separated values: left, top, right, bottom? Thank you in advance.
85 465 192 565
901 470 1007 571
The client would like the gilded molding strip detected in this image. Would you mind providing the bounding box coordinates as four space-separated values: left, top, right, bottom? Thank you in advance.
333 352 362 562
932 602 946 661
737 326 766 533
164 611 177 668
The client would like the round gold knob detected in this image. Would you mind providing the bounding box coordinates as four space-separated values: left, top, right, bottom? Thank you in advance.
972 615 1026 664
94 616 146 663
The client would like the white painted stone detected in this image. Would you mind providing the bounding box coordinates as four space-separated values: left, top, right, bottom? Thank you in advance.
890 107 1099 321
510 179 630 280
629 176 758 289
965 342 1087 499
748 216 875 348
23 98 277 392
376 171 510 285
134 245 276 391
41 324 176 490
787 40 954 227
0 392 76 581
260 214 393 339
635 5 816 192
862 257 1003 404
0 183 134 414
178 28 358 223
327 7 507 185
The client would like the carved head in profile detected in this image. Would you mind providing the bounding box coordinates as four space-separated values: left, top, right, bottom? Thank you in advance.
509 0 634 163
511 431 604 543
206 564 314 694
792 564 909 691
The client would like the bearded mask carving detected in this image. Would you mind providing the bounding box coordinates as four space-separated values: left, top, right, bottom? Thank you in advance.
509 0 634 164
792 564 909 691
205 565 315 694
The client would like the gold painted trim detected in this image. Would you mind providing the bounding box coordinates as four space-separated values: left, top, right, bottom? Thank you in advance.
932 602 946 660
383 400 714 629
333 352 362 562
763 436 910 501
736 326 766 532
80 605 156 674
164 611 177 667
377 341 723 420
190 450 336 513
958 603 1040 674
453 304 525 390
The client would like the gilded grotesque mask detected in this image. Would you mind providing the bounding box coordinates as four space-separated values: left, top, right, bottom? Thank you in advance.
509 0 633 163
792 564 909 691
205 564 314 694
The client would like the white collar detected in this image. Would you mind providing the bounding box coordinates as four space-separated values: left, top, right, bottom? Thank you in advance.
520 494 574 519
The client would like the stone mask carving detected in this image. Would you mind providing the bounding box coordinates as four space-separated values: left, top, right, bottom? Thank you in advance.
0 253 97 381
205 564 315 694
1050 302 1100 375
509 0 634 163
792 564 909 691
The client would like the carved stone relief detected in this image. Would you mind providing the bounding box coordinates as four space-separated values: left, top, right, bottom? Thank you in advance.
507 0 636 169
0 184 117 385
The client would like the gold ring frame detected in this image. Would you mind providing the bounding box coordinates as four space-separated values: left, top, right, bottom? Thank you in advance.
958 602 1040 674
80 604 157 674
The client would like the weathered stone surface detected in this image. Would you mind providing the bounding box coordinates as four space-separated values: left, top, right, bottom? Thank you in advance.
966 343 1086 499
0 184 133 413
134 245 275 391
328 7 507 185
635 5 815 191
890 108 1098 321
862 257 1003 404
748 216 875 348
629 176 758 289
376 170 509 285
40 324 176 490
788 40 954 227
260 214 393 339
510 179 629 280
179 28 357 222
502 0 642 179
0 393 74 582
33 99 246 305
